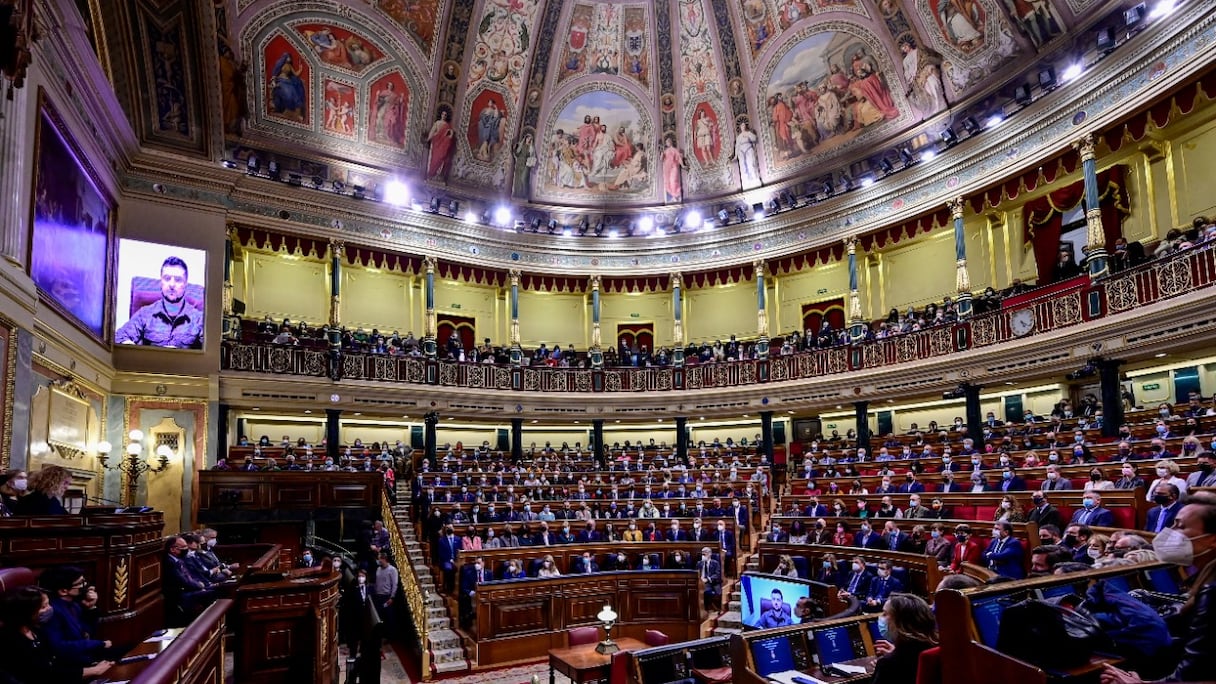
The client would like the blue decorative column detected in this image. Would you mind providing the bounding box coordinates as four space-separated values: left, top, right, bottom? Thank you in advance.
950 197 973 319
590 275 604 368
222 224 237 339
671 272 684 367
846 237 866 341
327 239 344 380
755 260 769 359
508 268 522 366
423 255 438 358
1074 134 1109 278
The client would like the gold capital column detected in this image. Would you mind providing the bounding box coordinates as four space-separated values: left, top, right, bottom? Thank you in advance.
328 238 344 328
670 272 684 366
949 197 974 319
845 237 865 341
754 260 769 358
1072 133 1110 279
222 224 238 339
508 268 522 366
422 255 438 358
589 275 603 368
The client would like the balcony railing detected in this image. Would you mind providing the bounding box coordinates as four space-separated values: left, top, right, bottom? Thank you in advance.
221 248 1216 392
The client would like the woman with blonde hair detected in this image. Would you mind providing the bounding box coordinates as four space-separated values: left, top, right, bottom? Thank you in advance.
537 554 561 578
1146 459 1189 501
18 465 72 515
773 554 800 578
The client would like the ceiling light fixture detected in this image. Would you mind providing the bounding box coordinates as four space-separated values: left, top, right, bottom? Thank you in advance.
383 180 409 206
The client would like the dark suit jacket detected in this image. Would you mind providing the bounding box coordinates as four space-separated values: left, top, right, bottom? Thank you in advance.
882 532 912 552
999 476 1028 492
1145 502 1182 532
854 531 883 549
840 571 871 596
697 558 722 593
437 535 461 569
16 491 67 515
1027 504 1062 530
43 597 105 666
865 575 903 603
984 537 1025 579
1070 507 1114 527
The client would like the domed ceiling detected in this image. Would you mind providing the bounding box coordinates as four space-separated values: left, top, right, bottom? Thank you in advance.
211 0 1109 209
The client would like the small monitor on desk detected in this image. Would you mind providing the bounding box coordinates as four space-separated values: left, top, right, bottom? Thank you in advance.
812 625 858 666
751 635 796 677
865 618 883 645
1145 567 1181 594
970 595 1012 648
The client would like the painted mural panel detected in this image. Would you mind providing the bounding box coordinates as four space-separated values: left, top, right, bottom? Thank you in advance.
554 3 649 87
739 0 778 59
622 7 650 87
144 18 191 137
913 0 1020 96
690 102 722 164
1001 0 1065 48
929 0 986 52
678 0 724 100
264 34 309 124
322 78 357 138
466 89 510 163
294 24 384 73
369 72 410 149
538 88 655 201
761 28 912 171
376 0 443 55
677 0 734 195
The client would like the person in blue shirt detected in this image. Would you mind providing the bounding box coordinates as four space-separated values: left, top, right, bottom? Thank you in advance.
984 522 1025 579
38 565 117 667
864 561 904 612
838 556 873 600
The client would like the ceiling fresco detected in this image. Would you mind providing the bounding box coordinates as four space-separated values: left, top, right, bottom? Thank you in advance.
98 0 1121 206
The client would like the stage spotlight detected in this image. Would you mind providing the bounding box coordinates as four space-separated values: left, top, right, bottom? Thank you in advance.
670 220 682 234
246 155 260 174
899 146 915 166
547 218 559 234
767 199 780 215
1038 66 1056 90
351 185 366 200
578 217 590 235
920 148 938 163
331 180 345 193
268 161 281 181
222 160 238 169
1014 83 1033 105
821 181 834 197
986 113 1005 128
608 228 619 239
448 199 460 216
638 215 654 233
941 128 959 146
1124 3 1145 26
752 202 766 220
593 218 605 236
734 206 746 223
962 117 981 135
1061 63 1083 82
717 208 730 224
840 175 853 191
287 173 302 186
383 180 410 206
1096 27 1116 52
562 227 573 237
494 206 513 225
1149 0 1176 19
311 175 324 189
529 218 542 232
859 175 875 188
429 197 441 213
879 158 895 175
685 210 702 229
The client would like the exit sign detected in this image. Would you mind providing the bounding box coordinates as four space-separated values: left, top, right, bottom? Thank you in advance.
1142 383 1160 391
451 303 462 309
630 313 640 318
825 423 837 429
817 288 829 294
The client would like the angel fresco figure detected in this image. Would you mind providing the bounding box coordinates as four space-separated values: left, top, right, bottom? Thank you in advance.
269 52 306 120
660 136 688 203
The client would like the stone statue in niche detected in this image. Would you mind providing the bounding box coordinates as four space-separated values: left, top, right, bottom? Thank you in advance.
511 133 536 199
732 120 761 190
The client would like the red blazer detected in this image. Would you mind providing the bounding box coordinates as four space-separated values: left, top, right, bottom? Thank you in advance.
950 538 983 571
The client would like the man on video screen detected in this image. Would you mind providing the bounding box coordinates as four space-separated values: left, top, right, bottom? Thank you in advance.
115 256 203 348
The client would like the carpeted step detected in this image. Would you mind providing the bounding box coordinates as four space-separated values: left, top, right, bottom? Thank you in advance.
428 628 464 651
716 611 743 630
432 657 471 674
711 626 743 637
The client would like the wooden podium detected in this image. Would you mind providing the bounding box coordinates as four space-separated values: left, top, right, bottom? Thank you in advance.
0 508 165 638
232 562 341 684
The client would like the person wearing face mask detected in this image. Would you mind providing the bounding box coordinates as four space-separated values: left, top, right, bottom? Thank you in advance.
37 565 117 667
1146 484 1184 533
0 585 114 682
993 495 1026 523
16 465 73 515
0 469 27 515
950 524 983 572
1070 492 1115 527
299 547 319 568
1115 464 1146 490
838 556 873 600
197 528 238 579
816 553 842 586
1026 491 1063 530
855 521 883 549
925 524 954 569
871 593 938 684
984 522 1025 579
1101 492 1216 684
1187 451 1216 488
998 467 1027 492
537 554 561 578
163 535 216 624
1042 464 1073 491
1147 459 1189 502
864 561 904 611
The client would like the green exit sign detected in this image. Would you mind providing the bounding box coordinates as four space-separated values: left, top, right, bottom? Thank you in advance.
630 313 640 318
451 303 462 309
817 288 829 294
825 423 837 429
1142 383 1160 391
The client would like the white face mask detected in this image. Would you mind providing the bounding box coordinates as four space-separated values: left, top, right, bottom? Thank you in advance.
1087 547 1102 559
1152 527 1213 566
1156 468 1169 477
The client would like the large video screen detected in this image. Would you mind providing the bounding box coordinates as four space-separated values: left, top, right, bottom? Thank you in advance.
741 572 814 630
113 239 206 349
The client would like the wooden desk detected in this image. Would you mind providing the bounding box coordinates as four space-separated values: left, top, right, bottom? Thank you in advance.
232 565 341 683
809 654 878 683
93 628 186 683
549 637 646 684
93 598 231 684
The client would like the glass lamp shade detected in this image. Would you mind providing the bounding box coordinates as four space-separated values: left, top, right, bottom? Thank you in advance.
96 441 112 455
126 443 143 457
128 429 144 442
596 605 618 624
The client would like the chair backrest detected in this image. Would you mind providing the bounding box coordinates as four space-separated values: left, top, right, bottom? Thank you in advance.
644 629 669 646
0 567 35 595
568 626 600 646
609 649 632 684
915 645 943 684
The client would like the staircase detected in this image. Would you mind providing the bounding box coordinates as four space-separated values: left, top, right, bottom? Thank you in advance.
712 554 758 636
390 487 472 675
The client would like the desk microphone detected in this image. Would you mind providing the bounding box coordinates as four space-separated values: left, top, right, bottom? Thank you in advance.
87 496 153 513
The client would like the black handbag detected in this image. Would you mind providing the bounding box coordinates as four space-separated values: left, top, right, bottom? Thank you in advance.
995 598 1112 670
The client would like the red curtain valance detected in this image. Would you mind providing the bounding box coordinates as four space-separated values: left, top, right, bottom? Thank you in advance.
521 275 588 292
968 150 1082 213
437 261 505 287
1022 164 1130 281
1104 68 1216 151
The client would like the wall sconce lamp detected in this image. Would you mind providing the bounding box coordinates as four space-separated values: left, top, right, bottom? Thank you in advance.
97 430 173 507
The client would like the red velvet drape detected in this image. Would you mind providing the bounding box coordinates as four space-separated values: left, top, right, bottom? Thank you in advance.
437 314 476 352
616 324 654 350
1023 165 1129 282
801 299 846 335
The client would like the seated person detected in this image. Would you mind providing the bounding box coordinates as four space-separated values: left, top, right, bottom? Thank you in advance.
16 465 72 515
37 566 118 667
871 594 938 684
197 528 238 579
162 535 217 623
501 559 526 579
537 554 561 578
0 586 113 682
863 561 904 612
838 556 872 600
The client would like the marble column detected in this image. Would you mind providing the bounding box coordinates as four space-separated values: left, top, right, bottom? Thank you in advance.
509 269 522 366
846 238 865 341
1074 134 1109 279
962 384 982 442
423 256 438 358
853 402 870 456
671 272 684 367
760 412 775 464
949 197 974 319
590 275 603 368
592 419 604 464
754 261 769 359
